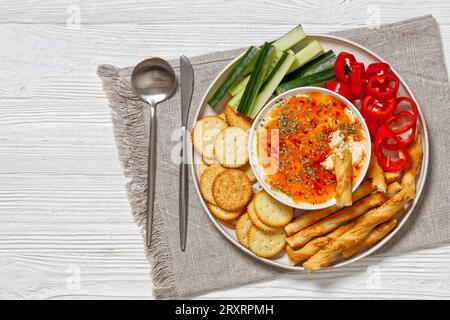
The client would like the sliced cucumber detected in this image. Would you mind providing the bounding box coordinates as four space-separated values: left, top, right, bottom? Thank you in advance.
207 46 259 108
228 87 245 111
250 51 295 118
282 50 336 83
272 25 306 51
229 75 250 96
276 68 335 94
267 47 285 74
229 46 289 96
237 43 274 115
287 40 324 74
229 47 284 96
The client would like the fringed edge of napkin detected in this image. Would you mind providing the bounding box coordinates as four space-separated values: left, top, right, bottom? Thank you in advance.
97 65 177 299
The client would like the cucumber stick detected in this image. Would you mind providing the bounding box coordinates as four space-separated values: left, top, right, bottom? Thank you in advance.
229 47 289 96
250 52 295 118
229 75 249 96
207 46 259 107
228 87 245 111
284 50 336 82
228 49 282 109
237 43 274 115
228 38 298 96
272 25 306 51
276 68 335 94
287 40 324 73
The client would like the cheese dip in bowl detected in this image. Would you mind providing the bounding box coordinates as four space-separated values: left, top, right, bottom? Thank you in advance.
249 87 371 210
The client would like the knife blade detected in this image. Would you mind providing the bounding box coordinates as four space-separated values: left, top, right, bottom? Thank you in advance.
179 55 194 251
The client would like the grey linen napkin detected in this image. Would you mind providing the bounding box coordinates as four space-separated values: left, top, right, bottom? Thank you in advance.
97 15 450 298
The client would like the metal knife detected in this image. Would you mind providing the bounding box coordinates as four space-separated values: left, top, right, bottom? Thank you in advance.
179 55 194 251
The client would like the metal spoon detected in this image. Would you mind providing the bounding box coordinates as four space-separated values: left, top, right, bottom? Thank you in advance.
131 58 177 247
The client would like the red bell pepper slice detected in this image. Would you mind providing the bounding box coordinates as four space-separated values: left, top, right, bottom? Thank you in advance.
384 110 417 148
361 95 397 121
325 80 352 101
366 62 391 78
374 125 410 172
382 97 419 148
395 97 419 124
365 119 380 140
334 52 357 84
382 124 416 149
366 73 400 99
386 110 416 134
350 61 365 100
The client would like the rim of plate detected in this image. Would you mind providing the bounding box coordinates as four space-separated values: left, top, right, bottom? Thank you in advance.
248 86 372 210
189 33 430 271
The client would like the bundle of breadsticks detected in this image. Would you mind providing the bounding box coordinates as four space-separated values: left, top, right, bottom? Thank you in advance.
285 137 423 272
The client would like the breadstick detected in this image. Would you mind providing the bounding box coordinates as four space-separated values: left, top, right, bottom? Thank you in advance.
335 148 353 207
286 192 388 249
285 180 373 236
384 171 400 183
401 137 423 195
386 181 402 197
303 187 414 272
303 139 422 272
285 223 355 265
342 218 397 258
368 152 387 193
285 179 401 236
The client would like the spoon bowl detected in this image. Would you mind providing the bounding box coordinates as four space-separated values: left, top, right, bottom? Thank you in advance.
131 58 177 103
131 58 177 247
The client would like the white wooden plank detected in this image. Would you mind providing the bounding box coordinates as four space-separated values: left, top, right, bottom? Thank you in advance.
0 0 449 25
1 245 450 299
0 23 449 101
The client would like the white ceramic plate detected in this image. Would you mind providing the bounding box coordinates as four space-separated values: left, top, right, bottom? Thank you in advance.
189 34 429 271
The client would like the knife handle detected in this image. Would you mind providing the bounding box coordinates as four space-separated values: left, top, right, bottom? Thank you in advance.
146 101 157 247
179 126 189 251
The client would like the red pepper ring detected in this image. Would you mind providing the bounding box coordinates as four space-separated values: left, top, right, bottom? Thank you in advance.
366 73 400 99
335 52 357 84
325 80 353 101
386 110 416 134
350 61 365 100
365 119 380 140
361 95 397 121
384 110 417 148
366 62 391 78
382 124 416 150
396 96 419 124
374 125 410 172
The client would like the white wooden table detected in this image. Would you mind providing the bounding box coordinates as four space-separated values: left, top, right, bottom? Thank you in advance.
1 0 450 299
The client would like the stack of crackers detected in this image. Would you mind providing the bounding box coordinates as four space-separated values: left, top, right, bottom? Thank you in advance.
193 106 293 259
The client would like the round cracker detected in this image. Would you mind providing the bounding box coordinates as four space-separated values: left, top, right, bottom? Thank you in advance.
220 218 238 229
195 158 209 178
199 164 225 204
192 116 228 159
202 153 218 165
240 163 256 183
212 169 252 211
224 105 253 130
214 127 249 168
254 191 294 227
235 212 252 248
248 226 286 258
247 199 278 233
207 203 242 222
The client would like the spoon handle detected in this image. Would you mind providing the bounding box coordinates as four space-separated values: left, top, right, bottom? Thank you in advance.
146 101 157 247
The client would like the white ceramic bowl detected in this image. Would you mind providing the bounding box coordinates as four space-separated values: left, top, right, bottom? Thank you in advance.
248 86 372 210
